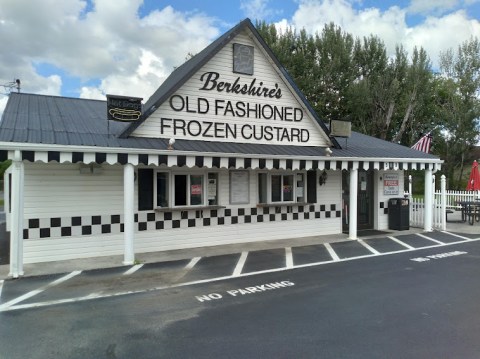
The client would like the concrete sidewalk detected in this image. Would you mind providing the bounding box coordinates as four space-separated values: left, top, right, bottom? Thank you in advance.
0 211 477 280
0 232 354 279
443 210 480 235
0 229 413 279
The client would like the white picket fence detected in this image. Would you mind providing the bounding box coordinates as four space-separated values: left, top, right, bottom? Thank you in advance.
434 190 480 210
410 190 479 229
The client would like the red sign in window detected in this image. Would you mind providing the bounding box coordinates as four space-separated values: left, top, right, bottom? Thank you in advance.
191 184 202 195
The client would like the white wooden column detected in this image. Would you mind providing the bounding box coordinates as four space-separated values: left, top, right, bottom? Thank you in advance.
424 168 433 232
9 150 24 278
123 163 135 265
348 166 358 240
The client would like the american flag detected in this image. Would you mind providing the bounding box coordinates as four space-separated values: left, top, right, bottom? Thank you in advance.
411 132 432 153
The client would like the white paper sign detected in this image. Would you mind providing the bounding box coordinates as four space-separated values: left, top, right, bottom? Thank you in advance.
383 173 399 195
230 171 249 204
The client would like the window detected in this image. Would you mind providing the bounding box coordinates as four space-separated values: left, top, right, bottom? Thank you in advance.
258 172 308 204
138 170 219 210
156 172 169 207
272 174 294 202
258 173 268 204
207 173 218 205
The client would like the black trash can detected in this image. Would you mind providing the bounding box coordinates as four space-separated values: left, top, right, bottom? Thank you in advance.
388 198 410 230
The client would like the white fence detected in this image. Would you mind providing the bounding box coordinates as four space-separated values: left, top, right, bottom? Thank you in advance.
434 190 480 210
409 197 425 228
410 190 479 229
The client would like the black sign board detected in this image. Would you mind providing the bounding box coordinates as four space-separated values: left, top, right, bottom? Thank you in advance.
106 95 143 122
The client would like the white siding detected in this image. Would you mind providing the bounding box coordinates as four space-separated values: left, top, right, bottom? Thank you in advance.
317 170 343 233
134 169 340 254
376 170 405 230
19 163 344 263
21 163 125 263
133 31 330 147
133 218 339 255
24 234 124 263
23 162 123 218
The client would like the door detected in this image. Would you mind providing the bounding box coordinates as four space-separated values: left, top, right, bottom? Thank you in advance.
342 170 374 232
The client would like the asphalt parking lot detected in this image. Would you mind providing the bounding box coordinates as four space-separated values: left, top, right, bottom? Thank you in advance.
1 229 477 313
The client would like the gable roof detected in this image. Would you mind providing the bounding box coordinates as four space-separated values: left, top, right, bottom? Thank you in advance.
119 18 340 149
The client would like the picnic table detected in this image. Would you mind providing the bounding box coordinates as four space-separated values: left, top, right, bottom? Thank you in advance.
457 200 480 225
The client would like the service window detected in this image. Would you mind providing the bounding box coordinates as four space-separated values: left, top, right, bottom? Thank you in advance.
156 172 169 207
258 172 306 204
190 174 203 206
139 170 220 209
174 174 188 206
207 173 218 205
258 173 268 204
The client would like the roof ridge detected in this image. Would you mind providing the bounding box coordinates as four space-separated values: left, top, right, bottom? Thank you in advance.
8 92 107 103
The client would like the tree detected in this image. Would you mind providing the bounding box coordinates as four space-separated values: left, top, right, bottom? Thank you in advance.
312 23 355 122
439 37 480 189
256 21 479 182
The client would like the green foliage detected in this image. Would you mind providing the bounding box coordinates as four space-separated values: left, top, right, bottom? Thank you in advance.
0 160 11 179
256 22 480 189
437 37 480 189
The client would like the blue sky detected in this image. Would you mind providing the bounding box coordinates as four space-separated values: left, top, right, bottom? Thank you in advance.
1 0 480 116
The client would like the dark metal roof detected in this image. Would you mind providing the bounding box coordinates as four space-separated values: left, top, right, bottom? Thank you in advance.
119 18 341 149
332 132 438 160
0 93 439 161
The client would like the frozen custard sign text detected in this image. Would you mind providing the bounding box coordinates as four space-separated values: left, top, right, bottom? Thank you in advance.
159 71 310 143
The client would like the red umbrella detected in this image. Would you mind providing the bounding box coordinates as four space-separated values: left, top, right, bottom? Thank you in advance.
466 160 480 191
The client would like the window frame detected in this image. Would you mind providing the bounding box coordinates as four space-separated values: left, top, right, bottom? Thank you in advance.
153 169 219 209
257 170 307 205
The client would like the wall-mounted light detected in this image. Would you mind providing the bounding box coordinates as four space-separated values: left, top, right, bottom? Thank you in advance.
79 163 103 175
319 170 328 186
168 138 175 150
325 147 332 157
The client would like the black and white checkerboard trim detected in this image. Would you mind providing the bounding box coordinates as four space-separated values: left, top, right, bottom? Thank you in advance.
0 150 439 172
22 204 342 240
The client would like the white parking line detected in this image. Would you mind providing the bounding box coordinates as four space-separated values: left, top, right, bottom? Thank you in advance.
358 239 380 255
170 257 202 282
185 257 201 270
441 231 471 241
388 236 415 250
0 270 81 310
233 251 248 276
2 234 477 313
324 243 340 261
0 280 3 301
123 264 144 276
285 247 293 268
416 233 445 245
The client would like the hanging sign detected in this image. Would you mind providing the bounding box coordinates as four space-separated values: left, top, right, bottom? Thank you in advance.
106 94 142 122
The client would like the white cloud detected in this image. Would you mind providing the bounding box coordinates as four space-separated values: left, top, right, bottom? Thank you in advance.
240 0 278 20
405 10 480 68
80 49 168 100
1 0 480 119
0 96 9 121
0 0 220 115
